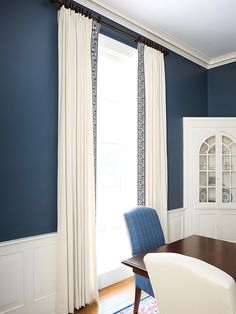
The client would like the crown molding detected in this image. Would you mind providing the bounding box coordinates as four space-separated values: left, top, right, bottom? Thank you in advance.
208 51 236 69
77 0 236 69
77 0 209 68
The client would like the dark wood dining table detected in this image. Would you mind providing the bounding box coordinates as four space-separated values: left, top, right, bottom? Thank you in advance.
122 235 236 280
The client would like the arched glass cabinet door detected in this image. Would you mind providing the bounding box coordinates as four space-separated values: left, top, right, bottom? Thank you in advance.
222 135 236 203
199 136 216 203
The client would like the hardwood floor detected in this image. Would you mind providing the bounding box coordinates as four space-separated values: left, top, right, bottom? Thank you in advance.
75 276 146 314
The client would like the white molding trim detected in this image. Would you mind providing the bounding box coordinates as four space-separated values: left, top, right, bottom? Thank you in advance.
208 51 236 69
0 233 57 314
98 267 132 290
0 232 57 248
76 0 236 69
183 117 236 125
168 207 186 214
168 208 186 243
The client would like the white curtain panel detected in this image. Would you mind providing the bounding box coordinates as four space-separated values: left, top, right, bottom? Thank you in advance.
144 46 168 241
57 7 98 314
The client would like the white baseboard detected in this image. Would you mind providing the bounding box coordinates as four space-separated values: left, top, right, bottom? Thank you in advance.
98 266 132 290
0 233 57 314
168 208 186 243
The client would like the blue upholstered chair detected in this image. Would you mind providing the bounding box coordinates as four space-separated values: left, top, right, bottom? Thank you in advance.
123 206 165 314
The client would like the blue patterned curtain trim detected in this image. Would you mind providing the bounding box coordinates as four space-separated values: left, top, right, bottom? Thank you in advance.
91 20 101 191
137 42 145 206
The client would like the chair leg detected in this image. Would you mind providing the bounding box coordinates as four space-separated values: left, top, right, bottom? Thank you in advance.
133 287 141 314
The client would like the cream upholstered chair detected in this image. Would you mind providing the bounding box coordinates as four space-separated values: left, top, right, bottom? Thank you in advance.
144 253 236 314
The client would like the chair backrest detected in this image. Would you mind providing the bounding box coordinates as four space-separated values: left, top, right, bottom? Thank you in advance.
144 252 236 314
123 206 165 256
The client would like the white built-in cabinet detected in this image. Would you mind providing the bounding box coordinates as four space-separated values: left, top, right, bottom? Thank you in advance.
184 118 236 243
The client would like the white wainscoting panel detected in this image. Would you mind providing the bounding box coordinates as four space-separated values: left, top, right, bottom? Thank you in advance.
168 208 186 243
0 252 24 314
191 210 219 239
198 213 218 239
190 209 236 243
0 233 56 314
221 213 236 243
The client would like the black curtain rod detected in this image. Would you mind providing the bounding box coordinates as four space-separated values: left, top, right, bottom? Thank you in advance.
49 0 169 55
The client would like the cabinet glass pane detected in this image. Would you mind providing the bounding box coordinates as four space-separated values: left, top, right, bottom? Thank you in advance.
222 155 230 170
208 155 215 170
231 188 236 203
208 145 215 154
222 144 230 155
223 172 230 187
208 172 216 186
208 188 216 202
200 143 208 154
221 136 236 204
232 172 236 187
199 188 207 203
231 143 236 154
200 155 207 170
232 156 236 171
222 188 231 203
222 136 233 146
199 136 216 204
206 136 215 146
200 172 207 186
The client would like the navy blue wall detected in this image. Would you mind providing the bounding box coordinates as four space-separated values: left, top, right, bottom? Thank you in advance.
0 0 58 241
0 0 208 241
165 52 207 209
208 62 236 116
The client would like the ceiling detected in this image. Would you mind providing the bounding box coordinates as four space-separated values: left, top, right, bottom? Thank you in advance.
87 0 236 68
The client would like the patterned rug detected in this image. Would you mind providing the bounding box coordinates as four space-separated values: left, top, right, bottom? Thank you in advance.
113 296 159 314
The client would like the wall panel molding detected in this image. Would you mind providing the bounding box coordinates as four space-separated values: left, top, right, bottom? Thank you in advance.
0 252 24 314
168 208 186 243
0 234 56 314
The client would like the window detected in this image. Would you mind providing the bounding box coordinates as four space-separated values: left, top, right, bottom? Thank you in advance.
96 34 137 287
